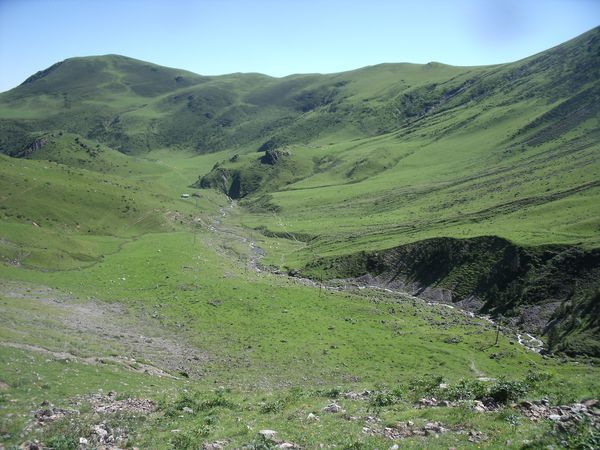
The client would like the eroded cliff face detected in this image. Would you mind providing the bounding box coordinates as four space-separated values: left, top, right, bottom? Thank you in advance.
301 236 600 356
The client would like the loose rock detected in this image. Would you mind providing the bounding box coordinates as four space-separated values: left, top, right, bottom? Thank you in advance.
322 402 344 413
259 430 278 440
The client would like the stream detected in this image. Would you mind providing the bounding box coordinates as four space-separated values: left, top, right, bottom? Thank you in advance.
211 203 545 354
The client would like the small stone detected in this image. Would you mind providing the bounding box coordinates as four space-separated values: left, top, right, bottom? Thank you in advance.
93 424 108 438
79 437 88 445
322 402 343 413
22 442 42 450
259 429 277 440
307 412 319 421
570 403 587 413
424 422 447 434
583 399 598 408
182 406 194 414
203 443 224 450
473 401 486 412
548 414 562 421
390 445 400 450
277 443 299 449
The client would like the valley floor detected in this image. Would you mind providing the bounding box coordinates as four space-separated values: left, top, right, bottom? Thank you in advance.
1 198 599 449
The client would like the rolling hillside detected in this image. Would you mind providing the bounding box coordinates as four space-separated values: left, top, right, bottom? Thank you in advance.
0 26 599 449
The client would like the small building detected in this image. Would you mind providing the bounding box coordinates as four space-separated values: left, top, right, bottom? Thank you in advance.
181 193 190 199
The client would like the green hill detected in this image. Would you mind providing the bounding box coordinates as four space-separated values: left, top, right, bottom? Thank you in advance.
0 27 600 449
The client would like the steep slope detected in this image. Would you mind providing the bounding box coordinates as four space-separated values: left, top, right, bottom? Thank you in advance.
199 26 600 199
301 237 600 356
229 27 600 249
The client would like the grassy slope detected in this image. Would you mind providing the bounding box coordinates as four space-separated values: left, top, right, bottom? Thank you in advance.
1 27 600 448
1 166 599 447
0 145 228 270
231 27 600 262
240 111 599 264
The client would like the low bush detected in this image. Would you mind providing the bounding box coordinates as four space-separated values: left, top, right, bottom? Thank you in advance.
488 379 528 404
446 378 488 401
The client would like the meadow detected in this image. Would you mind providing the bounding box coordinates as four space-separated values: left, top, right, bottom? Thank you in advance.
1 27 599 449
0 148 598 448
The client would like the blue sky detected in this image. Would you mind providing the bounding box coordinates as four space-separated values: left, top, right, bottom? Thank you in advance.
0 0 599 92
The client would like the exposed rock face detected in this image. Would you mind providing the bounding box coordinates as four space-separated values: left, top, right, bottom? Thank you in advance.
260 148 290 165
16 137 48 157
196 148 292 199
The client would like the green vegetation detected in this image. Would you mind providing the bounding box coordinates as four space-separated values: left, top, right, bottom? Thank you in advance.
0 26 599 449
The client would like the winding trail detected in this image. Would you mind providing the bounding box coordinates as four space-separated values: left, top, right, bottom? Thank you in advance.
0 341 176 379
0 280 209 379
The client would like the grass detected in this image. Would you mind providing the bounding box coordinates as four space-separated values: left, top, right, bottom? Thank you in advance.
1 171 599 446
0 153 598 447
0 26 599 448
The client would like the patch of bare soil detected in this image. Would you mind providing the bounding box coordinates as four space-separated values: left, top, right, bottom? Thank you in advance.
0 280 209 378
74 391 156 415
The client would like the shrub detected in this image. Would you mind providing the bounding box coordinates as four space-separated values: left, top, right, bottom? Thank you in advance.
525 369 552 386
368 388 403 409
446 378 487 401
488 379 528 403
320 386 342 399
160 389 235 417
45 435 78 450
406 375 444 400
259 399 284 414
244 434 277 450
170 427 210 450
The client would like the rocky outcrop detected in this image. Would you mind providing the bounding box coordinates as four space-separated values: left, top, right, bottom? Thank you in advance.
15 137 48 157
196 148 294 199
260 148 290 165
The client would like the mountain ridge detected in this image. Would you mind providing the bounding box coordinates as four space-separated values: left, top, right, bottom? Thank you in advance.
1 25 597 156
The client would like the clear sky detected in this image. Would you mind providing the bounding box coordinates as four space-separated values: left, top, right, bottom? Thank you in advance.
0 0 599 93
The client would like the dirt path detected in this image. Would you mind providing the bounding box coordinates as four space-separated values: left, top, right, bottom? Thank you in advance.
0 341 176 378
0 281 209 379
469 360 496 382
